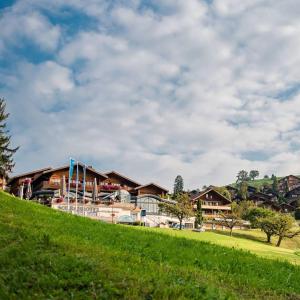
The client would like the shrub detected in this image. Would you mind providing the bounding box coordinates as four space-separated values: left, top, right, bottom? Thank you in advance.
295 208 300 220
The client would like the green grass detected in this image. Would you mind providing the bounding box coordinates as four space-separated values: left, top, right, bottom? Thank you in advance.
136 227 300 265
1 192 300 299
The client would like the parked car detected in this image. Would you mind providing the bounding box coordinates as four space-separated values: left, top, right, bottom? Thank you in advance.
172 223 185 230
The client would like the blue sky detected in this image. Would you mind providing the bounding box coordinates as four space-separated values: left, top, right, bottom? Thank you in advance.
1 0 300 189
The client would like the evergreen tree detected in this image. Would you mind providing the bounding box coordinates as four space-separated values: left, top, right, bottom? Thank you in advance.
238 181 248 201
173 175 184 196
194 199 203 228
0 98 18 177
272 175 279 195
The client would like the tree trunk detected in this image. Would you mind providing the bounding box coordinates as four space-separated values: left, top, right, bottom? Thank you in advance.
267 234 271 243
230 227 233 236
276 236 283 247
179 218 183 230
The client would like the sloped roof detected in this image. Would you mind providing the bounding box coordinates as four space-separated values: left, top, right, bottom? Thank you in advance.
104 170 141 187
135 182 168 193
8 167 52 184
42 163 108 179
191 188 231 203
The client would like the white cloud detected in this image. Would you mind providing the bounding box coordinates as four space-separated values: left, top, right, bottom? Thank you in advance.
2 0 300 189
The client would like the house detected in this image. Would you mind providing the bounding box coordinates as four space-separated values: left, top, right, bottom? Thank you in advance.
285 185 300 211
31 164 108 204
134 183 168 197
8 167 52 197
278 175 300 193
102 171 141 193
7 164 171 226
190 187 231 218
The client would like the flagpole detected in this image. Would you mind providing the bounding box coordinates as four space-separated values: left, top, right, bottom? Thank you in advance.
67 157 75 212
75 161 79 214
67 169 71 212
83 164 86 204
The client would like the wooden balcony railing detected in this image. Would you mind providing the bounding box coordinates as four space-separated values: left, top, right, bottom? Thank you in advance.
39 181 133 193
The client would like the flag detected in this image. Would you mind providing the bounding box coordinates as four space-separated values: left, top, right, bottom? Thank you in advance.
67 157 76 211
69 158 75 180
82 164 86 198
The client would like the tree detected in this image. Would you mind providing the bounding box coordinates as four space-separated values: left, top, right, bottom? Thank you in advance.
0 98 18 177
264 175 269 179
159 193 193 230
214 187 231 201
217 202 242 236
194 199 203 228
249 170 259 181
173 175 184 197
273 214 300 247
295 208 300 220
236 170 249 184
244 207 275 228
257 213 300 246
238 181 248 201
271 175 279 196
257 215 278 243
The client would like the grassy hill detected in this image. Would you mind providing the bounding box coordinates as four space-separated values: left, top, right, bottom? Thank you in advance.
1 192 300 299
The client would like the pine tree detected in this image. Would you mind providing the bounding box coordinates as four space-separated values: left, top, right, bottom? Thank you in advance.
0 98 18 177
195 199 203 228
272 175 279 196
173 175 184 196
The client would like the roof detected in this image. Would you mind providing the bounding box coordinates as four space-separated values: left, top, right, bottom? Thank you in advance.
135 182 169 193
104 170 141 187
41 163 108 179
191 188 231 203
278 175 300 182
8 167 52 184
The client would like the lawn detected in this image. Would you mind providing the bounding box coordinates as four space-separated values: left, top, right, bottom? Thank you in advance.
1 192 300 299
137 227 300 265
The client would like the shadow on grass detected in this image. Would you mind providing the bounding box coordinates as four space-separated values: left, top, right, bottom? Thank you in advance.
210 229 271 245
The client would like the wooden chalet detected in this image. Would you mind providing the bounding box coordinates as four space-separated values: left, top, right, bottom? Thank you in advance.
278 175 300 193
32 164 108 196
102 171 141 193
134 183 168 197
8 167 52 196
285 185 300 211
191 188 231 218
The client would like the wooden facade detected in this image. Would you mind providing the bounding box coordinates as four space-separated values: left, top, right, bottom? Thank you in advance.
278 175 300 193
7 165 169 204
102 171 141 193
135 183 168 197
191 188 231 218
8 167 52 196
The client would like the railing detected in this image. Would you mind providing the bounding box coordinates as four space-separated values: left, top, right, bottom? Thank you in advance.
39 181 133 193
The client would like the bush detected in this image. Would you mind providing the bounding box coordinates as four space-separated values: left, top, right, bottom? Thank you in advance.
295 208 300 220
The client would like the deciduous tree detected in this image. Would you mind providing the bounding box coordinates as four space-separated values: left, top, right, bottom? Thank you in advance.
218 202 242 236
159 193 193 230
249 170 259 181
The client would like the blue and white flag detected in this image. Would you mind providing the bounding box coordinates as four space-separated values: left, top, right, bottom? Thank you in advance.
69 158 76 180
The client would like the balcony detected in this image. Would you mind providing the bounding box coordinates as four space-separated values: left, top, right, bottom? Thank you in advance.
39 180 133 193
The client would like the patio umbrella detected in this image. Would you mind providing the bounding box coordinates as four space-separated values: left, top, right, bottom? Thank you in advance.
26 181 32 199
60 175 67 198
19 184 24 199
92 178 98 203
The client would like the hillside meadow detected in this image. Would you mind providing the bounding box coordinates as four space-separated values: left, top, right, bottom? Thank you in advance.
0 192 300 299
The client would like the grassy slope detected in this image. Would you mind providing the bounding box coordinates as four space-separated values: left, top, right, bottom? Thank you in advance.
138 228 300 265
0 192 300 299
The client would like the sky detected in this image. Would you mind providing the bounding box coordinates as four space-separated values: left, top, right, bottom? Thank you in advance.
1 0 300 190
